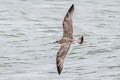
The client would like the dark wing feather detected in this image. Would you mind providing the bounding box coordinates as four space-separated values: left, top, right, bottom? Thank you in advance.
63 4 74 39
56 42 71 75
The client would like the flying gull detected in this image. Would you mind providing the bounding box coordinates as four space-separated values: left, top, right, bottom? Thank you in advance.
55 4 84 75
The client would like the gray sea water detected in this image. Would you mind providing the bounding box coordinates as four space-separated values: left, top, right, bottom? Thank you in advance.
0 0 120 80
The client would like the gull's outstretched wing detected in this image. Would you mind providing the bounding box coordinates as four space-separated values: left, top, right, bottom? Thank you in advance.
56 42 71 75
62 4 74 39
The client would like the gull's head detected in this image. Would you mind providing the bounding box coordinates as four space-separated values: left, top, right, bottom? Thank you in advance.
54 40 59 44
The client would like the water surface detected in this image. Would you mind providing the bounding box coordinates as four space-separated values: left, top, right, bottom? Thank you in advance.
0 0 120 80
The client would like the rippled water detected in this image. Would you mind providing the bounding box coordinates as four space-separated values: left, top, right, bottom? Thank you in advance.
0 0 120 80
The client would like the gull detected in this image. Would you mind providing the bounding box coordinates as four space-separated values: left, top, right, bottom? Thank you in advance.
55 4 84 75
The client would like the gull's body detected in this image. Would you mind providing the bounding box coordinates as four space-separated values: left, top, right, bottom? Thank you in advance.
56 4 83 75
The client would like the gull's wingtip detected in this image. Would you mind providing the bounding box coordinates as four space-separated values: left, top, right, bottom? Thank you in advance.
71 4 74 7
66 4 74 17
57 67 61 75
68 4 74 11
57 65 62 75
70 4 74 10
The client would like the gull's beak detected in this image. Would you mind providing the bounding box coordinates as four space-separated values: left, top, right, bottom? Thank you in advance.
53 41 57 44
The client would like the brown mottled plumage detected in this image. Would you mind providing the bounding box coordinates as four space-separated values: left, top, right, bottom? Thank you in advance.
56 42 71 75
56 4 83 75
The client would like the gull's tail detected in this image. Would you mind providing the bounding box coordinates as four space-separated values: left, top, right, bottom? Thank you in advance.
74 36 84 44
79 36 84 44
